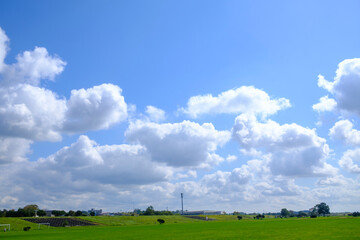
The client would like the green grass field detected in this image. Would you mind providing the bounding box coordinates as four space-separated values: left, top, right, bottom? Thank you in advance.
1 216 359 239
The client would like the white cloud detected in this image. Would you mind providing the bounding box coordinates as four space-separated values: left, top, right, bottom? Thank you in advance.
0 135 176 210
41 135 171 185
339 148 360 173
0 84 66 141
312 96 337 112
232 114 337 177
46 135 103 168
329 119 360 145
257 177 301 196
226 155 237 162
181 86 290 118
0 27 9 72
175 170 197 179
317 74 334 92
125 120 230 168
0 28 128 141
0 28 132 169
145 105 165 122
1 47 66 86
0 83 128 142
0 137 32 164
0 196 18 206
63 84 127 133
317 58 360 116
316 175 349 186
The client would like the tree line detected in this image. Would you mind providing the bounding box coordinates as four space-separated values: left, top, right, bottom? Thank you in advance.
280 202 330 218
134 206 173 216
0 205 87 217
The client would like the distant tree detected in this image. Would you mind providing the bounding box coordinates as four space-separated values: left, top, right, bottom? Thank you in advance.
75 210 83 216
144 206 155 215
313 202 330 216
37 210 46 217
133 208 142 215
17 208 28 217
352 212 360 217
67 210 75 216
6 209 18 217
0 209 6 217
289 210 295 218
52 210 66 217
24 204 39 211
297 211 308 218
22 205 38 217
90 211 95 216
280 208 289 218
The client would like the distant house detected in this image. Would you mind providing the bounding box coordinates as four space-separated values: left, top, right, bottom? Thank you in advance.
182 210 223 215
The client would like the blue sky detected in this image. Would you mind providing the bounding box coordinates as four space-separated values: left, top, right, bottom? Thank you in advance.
0 0 360 213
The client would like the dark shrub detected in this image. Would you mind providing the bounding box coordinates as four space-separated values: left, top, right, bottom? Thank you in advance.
157 219 165 224
352 212 360 217
23 226 31 231
310 213 317 218
237 216 243 220
254 214 265 220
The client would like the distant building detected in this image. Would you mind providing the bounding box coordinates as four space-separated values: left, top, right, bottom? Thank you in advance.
182 210 223 215
45 210 54 217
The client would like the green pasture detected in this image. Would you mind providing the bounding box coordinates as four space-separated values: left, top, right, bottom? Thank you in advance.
80 215 202 226
0 217 45 231
1 216 359 239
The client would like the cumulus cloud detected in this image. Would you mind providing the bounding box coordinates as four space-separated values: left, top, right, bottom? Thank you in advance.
181 86 290 118
0 83 127 142
257 177 301 196
317 58 360 116
317 74 334 92
201 167 252 191
0 84 66 141
63 84 127 133
232 114 337 177
145 105 165 122
173 165 254 203
42 135 171 185
0 137 32 164
125 120 230 168
329 119 360 145
226 155 237 162
0 134 177 210
316 175 349 186
2 47 66 86
312 96 337 112
0 27 9 72
171 158 307 211
339 148 360 173
0 135 172 208
0 28 128 148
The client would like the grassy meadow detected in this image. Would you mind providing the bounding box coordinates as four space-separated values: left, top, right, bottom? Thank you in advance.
1 215 359 239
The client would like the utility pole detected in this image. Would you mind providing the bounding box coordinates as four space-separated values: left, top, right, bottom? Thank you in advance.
181 193 184 215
